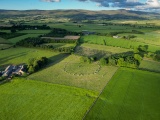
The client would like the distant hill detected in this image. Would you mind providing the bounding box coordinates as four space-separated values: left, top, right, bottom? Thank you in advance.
0 9 159 20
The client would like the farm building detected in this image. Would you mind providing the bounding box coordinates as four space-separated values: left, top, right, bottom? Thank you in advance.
1 65 25 78
113 36 120 39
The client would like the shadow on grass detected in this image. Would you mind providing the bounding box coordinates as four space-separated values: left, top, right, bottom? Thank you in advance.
32 53 70 73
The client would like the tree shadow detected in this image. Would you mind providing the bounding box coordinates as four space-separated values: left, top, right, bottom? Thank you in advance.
33 53 70 73
0 52 28 65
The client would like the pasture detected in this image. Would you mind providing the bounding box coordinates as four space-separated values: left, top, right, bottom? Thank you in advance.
139 59 160 72
42 43 75 48
0 47 67 67
0 44 12 50
28 55 118 92
80 43 132 54
48 22 157 33
80 35 160 52
85 68 160 120
0 79 97 120
0 37 11 44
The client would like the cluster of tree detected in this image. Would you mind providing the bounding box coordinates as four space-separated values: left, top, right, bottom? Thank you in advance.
37 45 74 53
80 56 96 64
145 50 160 62
16 37 77 53
42 39 77 44
0 32 26 39
16 37 44 47
27 57 48 74
122 35 137 40
13 24 50 30
100 53 142 68
0 24 50 30
41 28 81 37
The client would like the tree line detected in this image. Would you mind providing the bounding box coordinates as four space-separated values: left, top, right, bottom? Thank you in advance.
16 37 78 53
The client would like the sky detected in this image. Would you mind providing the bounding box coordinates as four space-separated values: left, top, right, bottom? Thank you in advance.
0 0 160 12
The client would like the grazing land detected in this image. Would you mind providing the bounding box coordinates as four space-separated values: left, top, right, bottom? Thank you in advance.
8 34 43 44
139 59 160 72
85 68 160 120
80 43 132 54
0 47 66 67
28 55 118 92
0 44 12 50
80 35 160 52
0 79 97 120
42 43 75 48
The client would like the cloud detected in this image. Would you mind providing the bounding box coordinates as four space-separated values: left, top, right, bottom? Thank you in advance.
76 0 160 12
40 0 61 2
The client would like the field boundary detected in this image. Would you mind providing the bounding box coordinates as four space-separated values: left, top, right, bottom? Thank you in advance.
82 67 119 120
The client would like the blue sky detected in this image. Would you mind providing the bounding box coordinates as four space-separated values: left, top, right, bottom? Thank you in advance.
0 0 160 12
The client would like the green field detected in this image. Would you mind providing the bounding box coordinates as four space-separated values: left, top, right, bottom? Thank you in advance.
80 35 159 52
0 79 97 120
0 47 66 67
85 68 160 120
43 43 75 48
48 22 156 33
80 43 132 54
0 44 12 49
118 32 160 46
0 37 11 44
139 59 160 72
8 34 42 44
28 55 118 92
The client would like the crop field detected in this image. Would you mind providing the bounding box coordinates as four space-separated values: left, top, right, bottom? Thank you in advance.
8 34 42 44
0 47 67 67
42 43 75 48
0 79 97 120
28 55 118 92
85 68 160 120
139 59 160 72
80 35 159 52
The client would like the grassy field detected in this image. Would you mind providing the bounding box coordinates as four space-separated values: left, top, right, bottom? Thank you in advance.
118 32 160 46
0 44 12 50
139 59 160 72
85 68 160 120
8 34 42 44
0 79 97 120
0 47 66 67
0 37 11 44
48 22 156 33
43 43 75 48
80 35 159 52
80 43 132 54
28 55 118 92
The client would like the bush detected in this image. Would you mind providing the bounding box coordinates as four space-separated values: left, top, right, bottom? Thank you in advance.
100 58 107 66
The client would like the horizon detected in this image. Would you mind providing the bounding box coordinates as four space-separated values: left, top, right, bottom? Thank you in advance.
0 0 160 12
